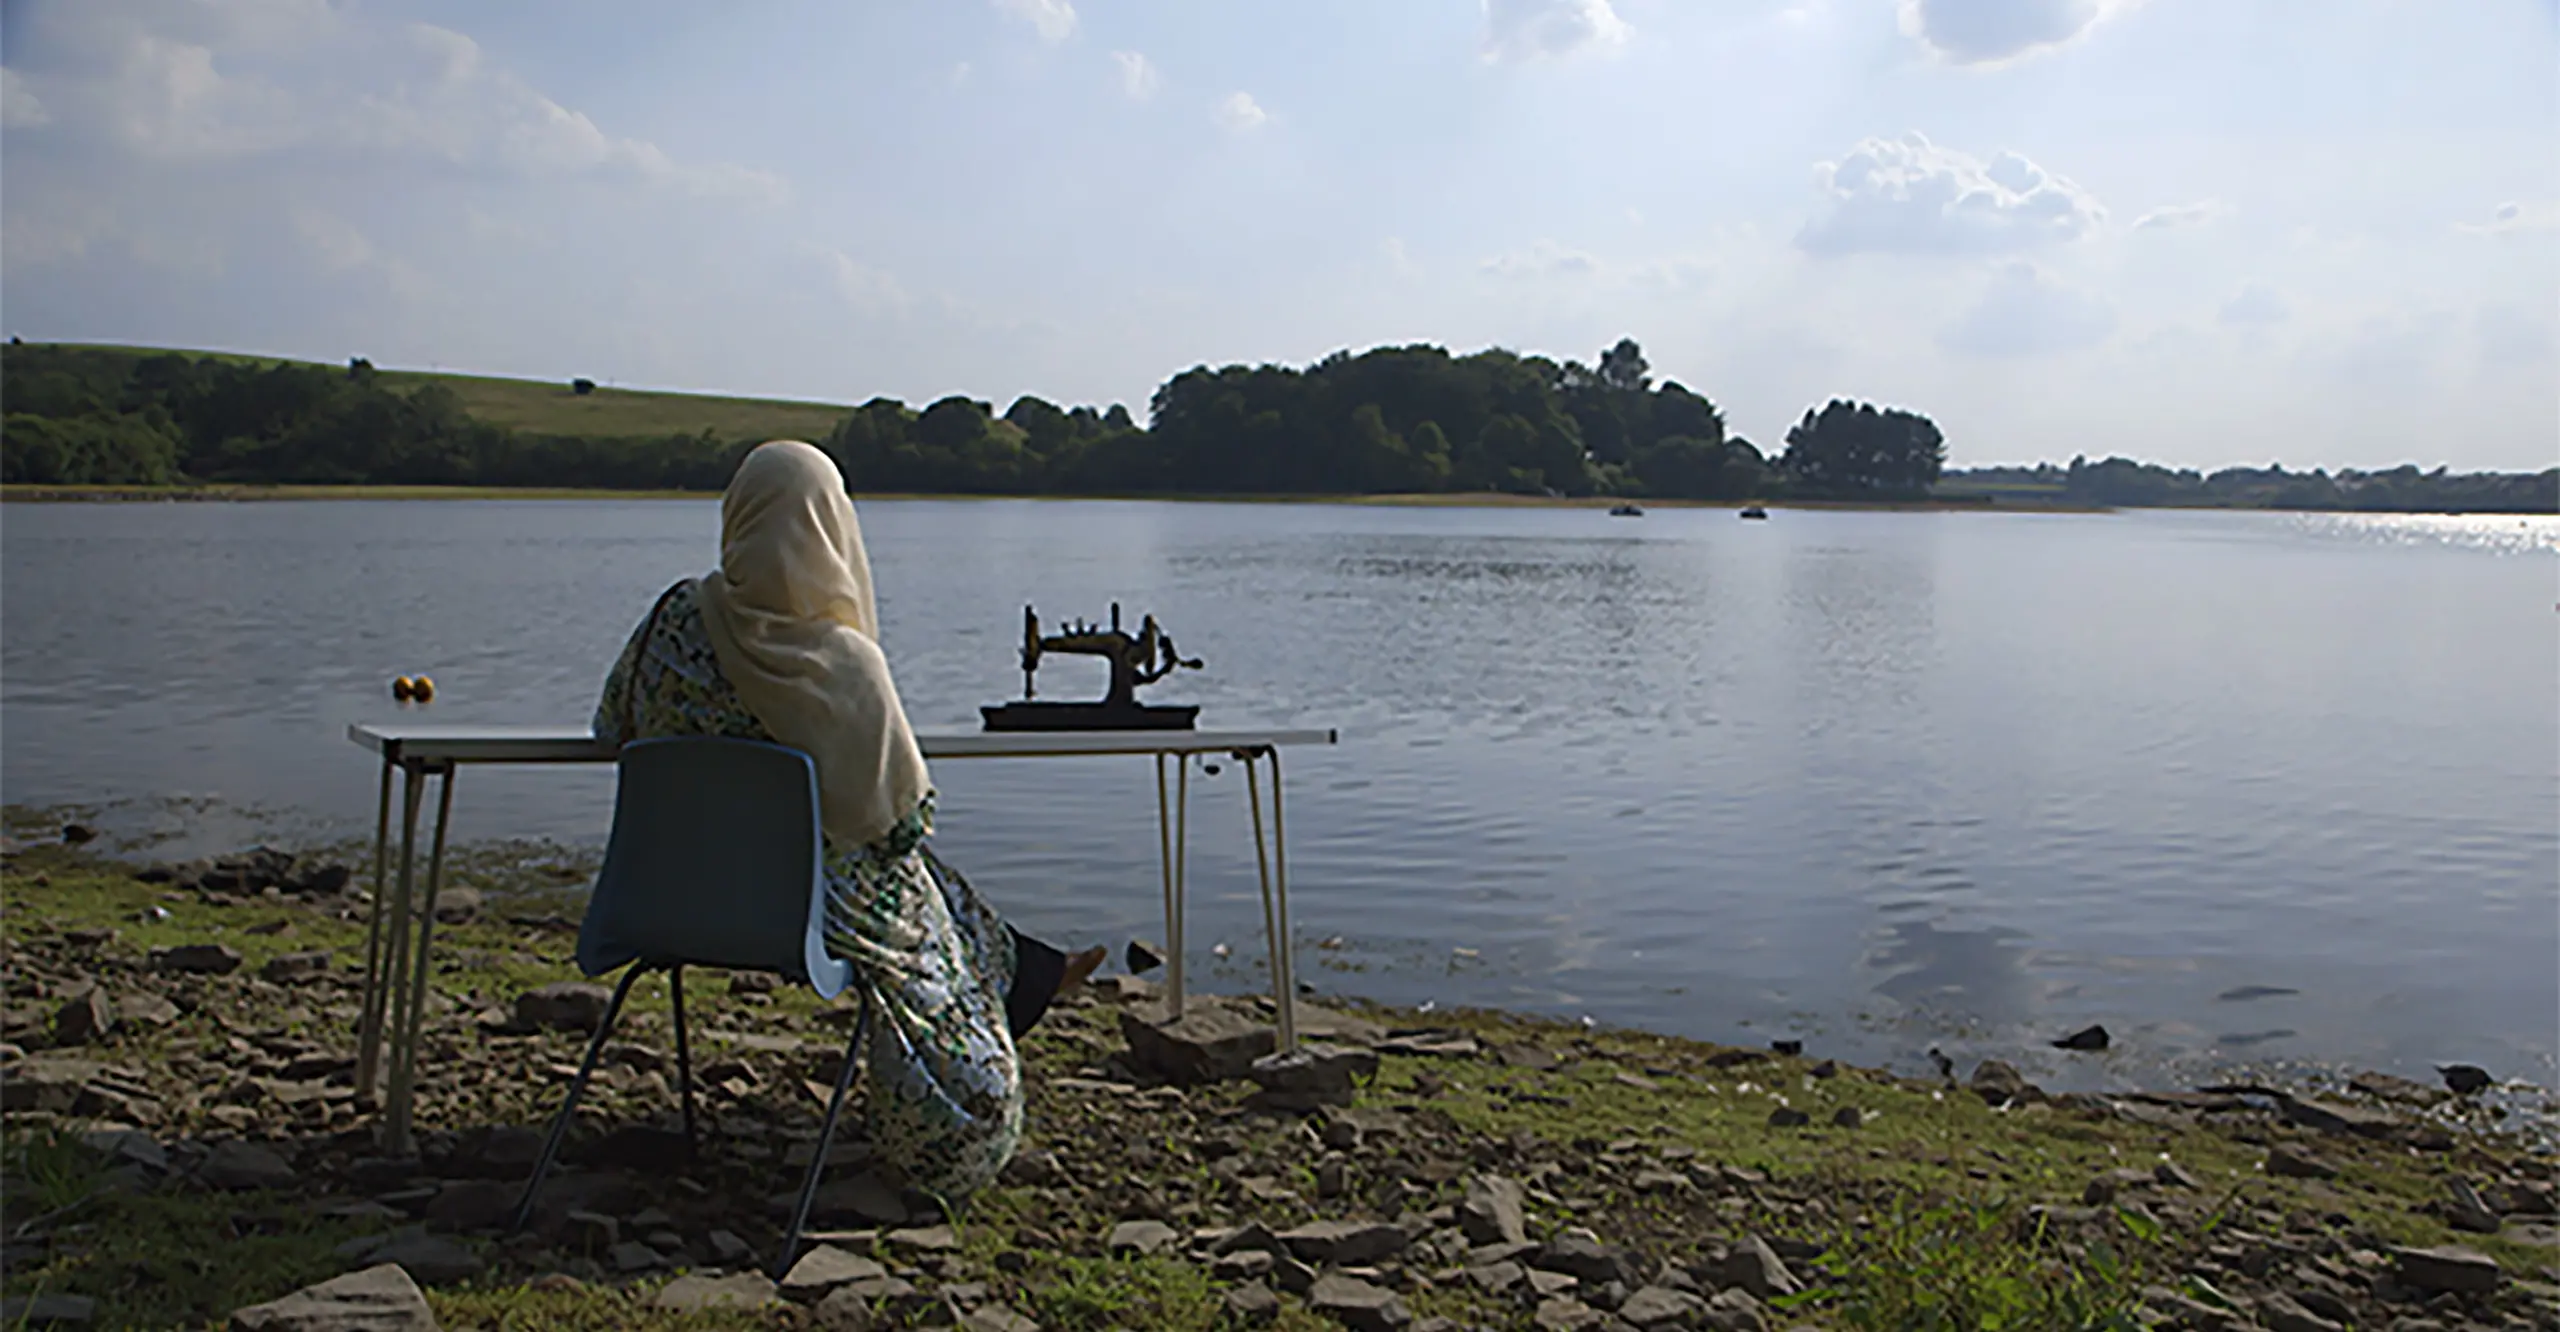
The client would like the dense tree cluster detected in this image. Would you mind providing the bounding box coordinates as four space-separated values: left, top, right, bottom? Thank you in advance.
5 340 2550 513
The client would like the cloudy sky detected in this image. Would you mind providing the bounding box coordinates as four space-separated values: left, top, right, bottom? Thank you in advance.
3 0 2553 470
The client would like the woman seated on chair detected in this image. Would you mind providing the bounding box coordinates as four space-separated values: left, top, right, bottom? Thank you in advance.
592 439 1103 1203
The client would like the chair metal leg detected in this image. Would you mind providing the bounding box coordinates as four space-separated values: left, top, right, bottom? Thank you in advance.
509 964 648 1235
775 987 872 1281
669 964 697 1148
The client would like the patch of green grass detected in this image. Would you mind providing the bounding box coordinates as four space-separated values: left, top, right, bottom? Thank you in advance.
0 1186 393 1329
427 1281 796 1331
1774 1196 2174 1332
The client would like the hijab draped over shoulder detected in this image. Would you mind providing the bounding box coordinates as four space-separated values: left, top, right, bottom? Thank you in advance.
694 440 932 848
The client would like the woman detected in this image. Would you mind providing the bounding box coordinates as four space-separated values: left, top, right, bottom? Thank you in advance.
592 439 1102 1202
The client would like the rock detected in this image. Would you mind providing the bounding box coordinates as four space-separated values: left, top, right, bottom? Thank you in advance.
431 887 481 925
781 1245 889 1301
1215 1220 1287 1257
440 1125 544 1180
2445 1178 2501 1234
119 994 181 1027
296 863 353 895
2435 1064 2492 1096
1829 1106 1863 1129
2052 1024 2110 1051
153 943 243 975
514 983 613 1034
786 1172 907 1227
2347 1071 2447 1107
261 951 334 985
1538 1233 1636 1287
2266 1145 2338 1180
1717 1236 1799 1300
2257 1291 2346 1332
885 1224 958 1253
1107 1219 1178 1255
1527 1269 1579 1298
1766 1106 1809 1128
1309 1273 1410 1331
1214 1249 1276 1280
960 1306 1037 1332
654 1272 779 1311
1969 1060 2038 1107
1224 1281 1280 1325
53 989 115 1046
608 1240 662 1273
1531 1297 1605 1331
1466 1260 1526 1293
1703 1288 1768 1332
227 1264 437 1331
0 1295 95 1328
199 1140 299 1191
2155 1160 2204 1190
423 1180 513 1233
1281 1219 1409 1267
1119 996 1275 1085
1459 1174 1529 1246
2389 1245 2501 1294
2280 1096 2400 1139
1245 1042 1378 1111
814 1286 878 1332
709 1229 753 1265
82 1129 168 1173
1125 939 1164 974
1619 1285 1708 1328
368 1233 486 1286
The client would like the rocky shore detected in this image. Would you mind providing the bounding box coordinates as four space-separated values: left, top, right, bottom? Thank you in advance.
2 834 2554 1331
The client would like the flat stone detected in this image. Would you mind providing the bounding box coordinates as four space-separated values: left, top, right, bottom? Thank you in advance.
1308 1272 1410 1332
2266 1145 2338 1180
368 1232 485 1286
1246 1042 1379 1111
1458 1174 1528 1246
813 1285 880 1331
1703 1288 1767 1331
1465 1260 1526 1293
709 1229 754 1265
1527 1269 1580 1297
608 1240 662 1273
885 1224 958 1253
0 1294 95 1328
199 1140 298 1191
1280 1218 1410 1266
1969 1059 2039 1106
961 1306 1036 1332
261 951 334 985
654 1272 779 1311
2281 1095 2402 1139
423 1180 512 1233
1108 1219 1179 1255
1119 997 1273 1085
781 1244 889 1300
514 982 613 1034
118 994 181 1027
81 1129 168 1173
1213 1249 1275 1280
1538 1233 1636 1287
1532 1297 1605 1331
227 1263 435 1331
1223 1281 1280 1325
1717 1235 1799 1299
1619 1285 1706 1328
788 1172 907 1227
2389 1245 2502 1294
153 943 243 975
431 887 481 925
2257 1291 2345 1332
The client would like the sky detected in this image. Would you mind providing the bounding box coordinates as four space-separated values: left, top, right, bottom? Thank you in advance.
1 0 2554 472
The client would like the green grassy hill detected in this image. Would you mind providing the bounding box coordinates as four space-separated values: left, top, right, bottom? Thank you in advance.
49 343 853 442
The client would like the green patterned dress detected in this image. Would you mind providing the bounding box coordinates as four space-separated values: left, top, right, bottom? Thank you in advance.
593 579 1023 1200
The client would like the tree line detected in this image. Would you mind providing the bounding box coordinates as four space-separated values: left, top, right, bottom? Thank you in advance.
3 339 2549 513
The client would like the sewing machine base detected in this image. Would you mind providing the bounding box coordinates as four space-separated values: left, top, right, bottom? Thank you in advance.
981 702 1200 732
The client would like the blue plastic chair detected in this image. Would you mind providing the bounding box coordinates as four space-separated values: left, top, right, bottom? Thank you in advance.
508 737 872 1278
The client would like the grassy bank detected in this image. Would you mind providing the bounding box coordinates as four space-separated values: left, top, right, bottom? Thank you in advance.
3 835 2552 1330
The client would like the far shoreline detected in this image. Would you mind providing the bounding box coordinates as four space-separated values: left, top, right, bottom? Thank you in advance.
0 482 2119 513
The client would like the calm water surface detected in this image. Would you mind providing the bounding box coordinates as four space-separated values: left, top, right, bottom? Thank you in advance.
5 499 2555 1097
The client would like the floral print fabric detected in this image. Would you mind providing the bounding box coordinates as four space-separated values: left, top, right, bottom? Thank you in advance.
594 579 1022 1199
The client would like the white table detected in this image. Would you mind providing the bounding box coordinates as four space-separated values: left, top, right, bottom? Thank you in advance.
345 722 1338 1154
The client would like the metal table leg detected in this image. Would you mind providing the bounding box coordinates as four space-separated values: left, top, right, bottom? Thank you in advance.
355 757 396 1098
1243 747 1298 1053
384 762 456 1155
372 764 428 1117
1153 753 1193 1017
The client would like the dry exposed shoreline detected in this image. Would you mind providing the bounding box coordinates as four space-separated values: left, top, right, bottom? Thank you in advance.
1 833 2554 1330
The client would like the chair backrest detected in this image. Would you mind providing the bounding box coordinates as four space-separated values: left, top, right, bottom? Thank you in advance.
575 736 850 1000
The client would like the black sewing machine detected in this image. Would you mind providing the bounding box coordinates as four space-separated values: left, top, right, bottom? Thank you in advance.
980 603 1203 732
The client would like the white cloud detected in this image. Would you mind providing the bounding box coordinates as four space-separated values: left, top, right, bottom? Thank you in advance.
820 249 912 316
292 209 375 272
1799 133 2104 257
1897 0 2143 68
1481 0 1632 63
1383 237 1418 277
1112 51 1160 101
1 68 50 127
2133 199 2229 231
1215 91 1268 133
1 10 787 203
1939 261 2116 356
2456 200 2560 235
2218 283 2290 328
1481 240 1600 280
951 61 974 89
994 0 1077 44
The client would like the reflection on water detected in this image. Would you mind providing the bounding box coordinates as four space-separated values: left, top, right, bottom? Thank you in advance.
3 501 2555 1096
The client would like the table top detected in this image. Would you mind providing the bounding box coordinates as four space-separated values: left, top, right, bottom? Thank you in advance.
348 722 1337 763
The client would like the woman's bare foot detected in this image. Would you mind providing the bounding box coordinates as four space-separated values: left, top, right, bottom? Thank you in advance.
1060 945 1107 994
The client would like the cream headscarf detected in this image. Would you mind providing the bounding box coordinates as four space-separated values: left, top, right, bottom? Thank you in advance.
695 440 932 848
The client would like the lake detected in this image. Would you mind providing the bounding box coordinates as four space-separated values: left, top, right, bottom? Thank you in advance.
4 498 2555 1098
